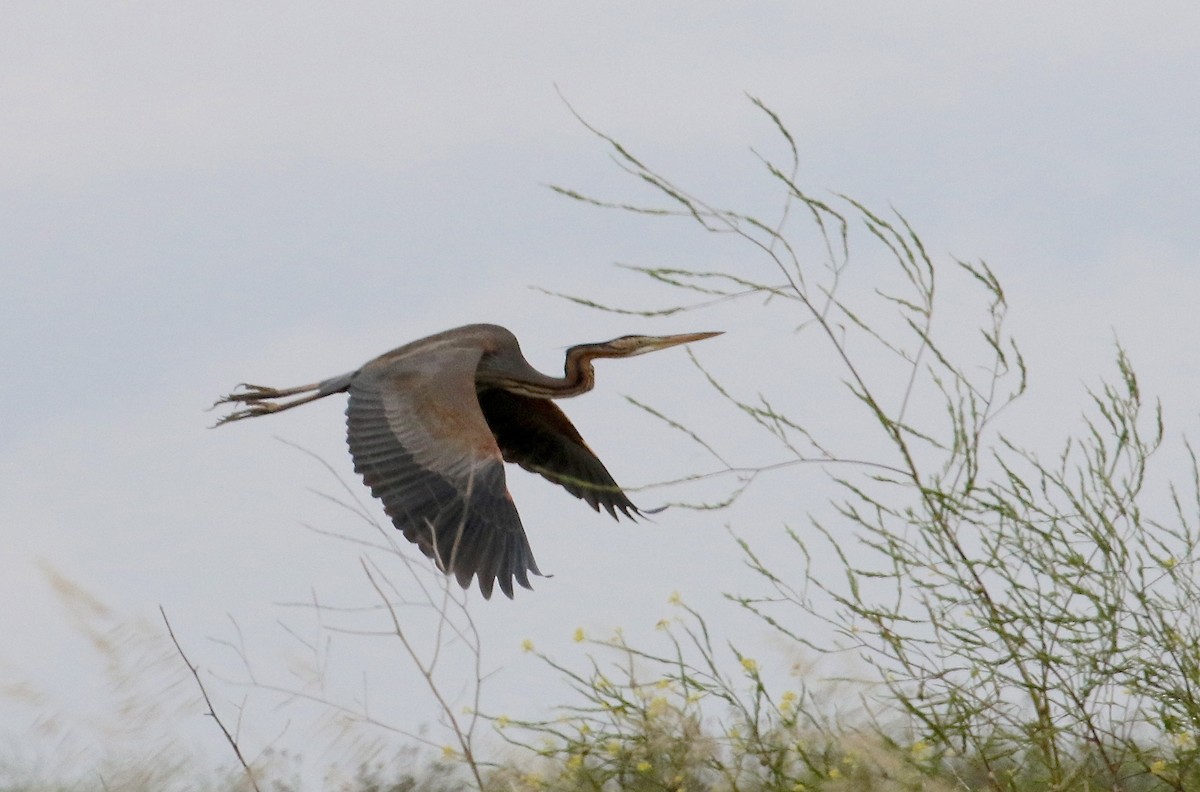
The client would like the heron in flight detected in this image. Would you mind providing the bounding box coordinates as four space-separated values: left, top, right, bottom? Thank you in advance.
214 324 720 599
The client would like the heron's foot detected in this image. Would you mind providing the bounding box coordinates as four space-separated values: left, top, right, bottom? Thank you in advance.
211 384 288 425
210 381 323 426
213 401 284 425
214 383 289 405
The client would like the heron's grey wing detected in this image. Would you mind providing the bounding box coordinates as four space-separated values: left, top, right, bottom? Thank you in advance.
477 388 640 520
346 347 541 599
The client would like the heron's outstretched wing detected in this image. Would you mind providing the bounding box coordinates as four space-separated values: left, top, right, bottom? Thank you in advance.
346 346 541 599
477 388 640 519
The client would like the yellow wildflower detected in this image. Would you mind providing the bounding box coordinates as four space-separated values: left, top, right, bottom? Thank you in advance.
573 627 585 642
648 696 668 717
636 760 653 773
740 657 758 674
521 638 535 653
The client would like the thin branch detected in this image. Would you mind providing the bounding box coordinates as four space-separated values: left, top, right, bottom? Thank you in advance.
160 606 262 792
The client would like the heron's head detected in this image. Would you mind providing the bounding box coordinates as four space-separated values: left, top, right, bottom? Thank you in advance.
586 331 723 359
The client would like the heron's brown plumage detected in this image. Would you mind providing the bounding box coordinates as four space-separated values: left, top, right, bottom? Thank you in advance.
212 323 720 599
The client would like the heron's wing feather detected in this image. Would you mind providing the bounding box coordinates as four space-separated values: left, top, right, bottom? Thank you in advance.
346 346 540 599
477 388 640 520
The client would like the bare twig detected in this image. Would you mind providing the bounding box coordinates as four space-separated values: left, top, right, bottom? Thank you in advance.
360 558 487 791
160 606 262 792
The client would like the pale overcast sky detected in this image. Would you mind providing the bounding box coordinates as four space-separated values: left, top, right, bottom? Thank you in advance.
3 3 1199 785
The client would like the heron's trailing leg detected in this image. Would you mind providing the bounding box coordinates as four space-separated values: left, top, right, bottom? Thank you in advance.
212 382 325 425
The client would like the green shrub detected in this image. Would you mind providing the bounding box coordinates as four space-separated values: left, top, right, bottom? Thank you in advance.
486 99 1200 792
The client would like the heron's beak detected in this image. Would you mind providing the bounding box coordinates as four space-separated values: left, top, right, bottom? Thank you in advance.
642 331 723 352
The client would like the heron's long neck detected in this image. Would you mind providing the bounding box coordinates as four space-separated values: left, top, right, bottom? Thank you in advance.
554 347 597 397
482 345 600 399
518 346 598 398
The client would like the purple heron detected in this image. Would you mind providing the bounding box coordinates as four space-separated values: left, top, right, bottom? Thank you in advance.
214 324 720 599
